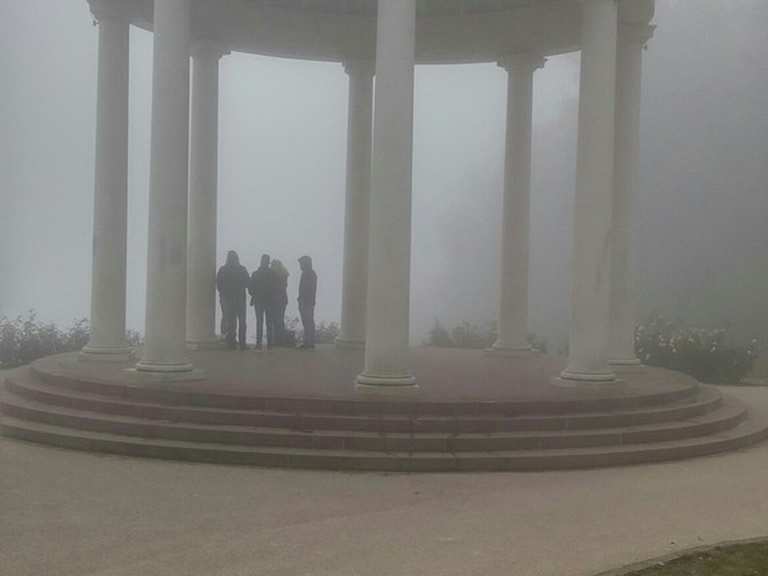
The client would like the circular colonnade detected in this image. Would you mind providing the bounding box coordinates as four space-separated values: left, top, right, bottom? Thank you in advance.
4 0 768 470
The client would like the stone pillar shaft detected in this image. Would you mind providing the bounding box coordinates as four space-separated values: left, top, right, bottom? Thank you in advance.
357 0 417 390
137 0 192 372
187 43 225 349
338 60 374 350
562 0 619 382
609 23 653 367
82 4 131 361
491 54 544 356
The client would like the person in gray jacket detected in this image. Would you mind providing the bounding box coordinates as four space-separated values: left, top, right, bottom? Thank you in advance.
216 250 249 350
270 259 289 345
249 254 276 349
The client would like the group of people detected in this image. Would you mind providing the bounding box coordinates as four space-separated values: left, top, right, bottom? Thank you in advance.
216 251 317 351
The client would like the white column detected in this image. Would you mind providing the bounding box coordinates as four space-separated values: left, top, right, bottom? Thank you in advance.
490 53 545 356
81 0 131 361
609 21 654 368
561 0 619 383
186 41 227 349
337 60 374 350
356 0 417 391
136 0 193 373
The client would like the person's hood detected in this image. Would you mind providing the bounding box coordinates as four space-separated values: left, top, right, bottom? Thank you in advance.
271 260 289 277
226 251 240 266
298 255 313 270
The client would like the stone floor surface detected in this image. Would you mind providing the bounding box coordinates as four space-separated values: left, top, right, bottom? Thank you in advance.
2 386 768 576
41 346 691 403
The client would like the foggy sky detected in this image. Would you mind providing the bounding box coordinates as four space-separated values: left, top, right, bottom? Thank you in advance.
1 0 766 349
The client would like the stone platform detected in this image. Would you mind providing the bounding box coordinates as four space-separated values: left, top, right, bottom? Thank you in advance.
1 347 767 471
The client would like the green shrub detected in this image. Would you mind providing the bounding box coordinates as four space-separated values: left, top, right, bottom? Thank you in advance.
126 330 143 348
0 311 142 369
635 314 760 385
0 312 89 368
451 321 495 349
315 321 340 344
425 319 547 353
285 317 339 345
428 320 454 348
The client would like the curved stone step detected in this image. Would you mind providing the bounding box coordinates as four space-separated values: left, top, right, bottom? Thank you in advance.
0 389 748 452
4 372 723 434
2 414 767 472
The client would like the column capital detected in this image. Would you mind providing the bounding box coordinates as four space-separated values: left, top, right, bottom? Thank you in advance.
191 39 230 61
343 59 375 79
89 0 132 23
619 0 655 25
619 23 656 47
497 53 546 74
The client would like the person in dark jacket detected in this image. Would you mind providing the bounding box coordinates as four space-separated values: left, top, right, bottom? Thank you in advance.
249 254 276 349
270 259 289 346
297 255 317 349
216 250 249 350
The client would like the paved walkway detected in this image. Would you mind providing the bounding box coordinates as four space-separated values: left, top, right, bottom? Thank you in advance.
2 386 768 576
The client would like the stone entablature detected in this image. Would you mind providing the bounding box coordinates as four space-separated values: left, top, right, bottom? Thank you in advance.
90 0 654 64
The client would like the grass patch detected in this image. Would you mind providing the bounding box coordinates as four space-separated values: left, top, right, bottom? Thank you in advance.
626 541 768 575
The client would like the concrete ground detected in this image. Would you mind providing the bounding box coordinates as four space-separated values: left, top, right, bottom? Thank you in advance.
2 387 768 576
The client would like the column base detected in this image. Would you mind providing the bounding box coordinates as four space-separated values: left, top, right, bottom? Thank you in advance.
485 343 532 358
135 359 195 373
127 366 206 382
355 372 418 395
336 337 365 350
80 344 134 363
558 367 617 384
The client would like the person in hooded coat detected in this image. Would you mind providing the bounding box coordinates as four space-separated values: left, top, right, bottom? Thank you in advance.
270 259 289 346
216 250 249 350
249 254 276 349
297 255 317 349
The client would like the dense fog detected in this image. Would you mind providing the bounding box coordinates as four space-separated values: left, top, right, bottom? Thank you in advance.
1 0 765 350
